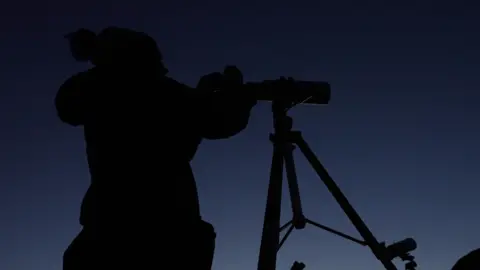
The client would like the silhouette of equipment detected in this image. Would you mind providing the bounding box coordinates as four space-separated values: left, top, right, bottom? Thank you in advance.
244 79 330 105
194 77 331 106
291 261 306 270
256 92 418 270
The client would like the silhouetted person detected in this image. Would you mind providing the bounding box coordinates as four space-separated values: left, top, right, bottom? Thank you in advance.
58 27 257 270
451 248 480 270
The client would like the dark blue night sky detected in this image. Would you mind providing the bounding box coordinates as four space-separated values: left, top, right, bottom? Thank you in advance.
1 1 480 269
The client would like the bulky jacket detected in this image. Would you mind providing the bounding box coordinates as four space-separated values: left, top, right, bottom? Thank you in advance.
56 66 256 228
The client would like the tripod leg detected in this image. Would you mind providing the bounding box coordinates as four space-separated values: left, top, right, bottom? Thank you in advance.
292 131 397 270
283 144 306 229
257 141 285 270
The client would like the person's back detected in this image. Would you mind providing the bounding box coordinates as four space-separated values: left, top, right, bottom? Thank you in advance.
59 67 204 225
59 68 213 269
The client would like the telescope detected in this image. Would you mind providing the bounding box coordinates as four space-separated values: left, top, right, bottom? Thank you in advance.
219 65 331 105
199 76 331 106
244 78 331 105
188 70 332 106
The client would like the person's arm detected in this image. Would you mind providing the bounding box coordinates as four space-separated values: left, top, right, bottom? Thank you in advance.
55 69 97 126
197 90 256 140
191 70 257 140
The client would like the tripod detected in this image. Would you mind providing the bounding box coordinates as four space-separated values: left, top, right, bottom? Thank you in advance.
256 100 414 270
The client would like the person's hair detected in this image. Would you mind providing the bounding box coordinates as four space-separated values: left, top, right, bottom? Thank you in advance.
65 28 98 62
65 27 169 75
95 27 168 74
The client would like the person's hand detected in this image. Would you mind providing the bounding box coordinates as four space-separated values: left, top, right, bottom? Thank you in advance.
196 66 257 108
222 65 243 88
196 65 243 92
222 65 257 107
196 72 225 92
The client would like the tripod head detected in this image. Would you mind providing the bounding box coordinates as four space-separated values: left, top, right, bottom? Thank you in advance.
383 238 417 260
402 254 417 270
380 238 418 270
291 261 306 270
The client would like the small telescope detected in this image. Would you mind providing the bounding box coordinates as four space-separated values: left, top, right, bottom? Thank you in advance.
221 63 331 105
244 78 331 105
202 77 331 106
198 76 331 107
196 66 331 106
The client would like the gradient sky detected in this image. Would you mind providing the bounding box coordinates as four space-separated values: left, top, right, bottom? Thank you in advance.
1 1 480 269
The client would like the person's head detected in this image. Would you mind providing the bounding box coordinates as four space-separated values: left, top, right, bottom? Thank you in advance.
95 27 169 75
65 28 98 62
131 33 168 75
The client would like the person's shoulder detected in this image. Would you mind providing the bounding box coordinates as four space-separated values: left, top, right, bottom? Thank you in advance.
162 77 192 91
60 68 98 87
